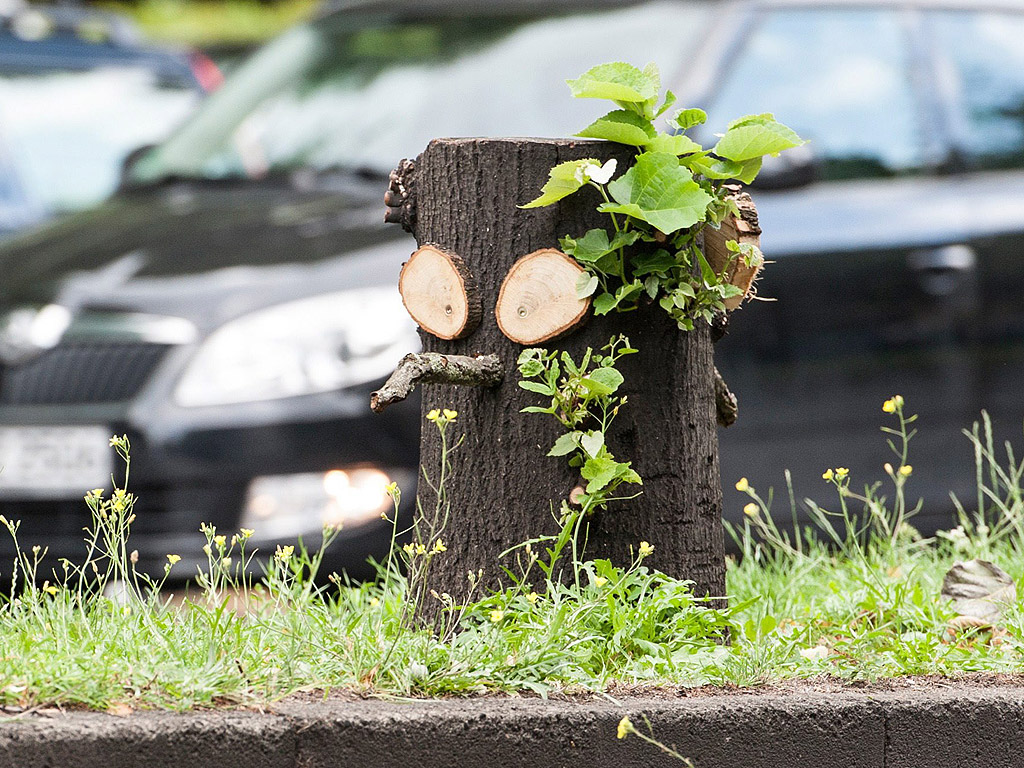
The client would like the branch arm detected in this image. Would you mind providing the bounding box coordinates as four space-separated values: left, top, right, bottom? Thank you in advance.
370 353 503 413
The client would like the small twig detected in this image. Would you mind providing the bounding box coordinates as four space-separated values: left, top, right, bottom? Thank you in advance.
714 365 738 427
370 353 503 413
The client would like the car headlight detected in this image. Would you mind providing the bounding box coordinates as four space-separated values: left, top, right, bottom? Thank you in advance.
174 287 418 407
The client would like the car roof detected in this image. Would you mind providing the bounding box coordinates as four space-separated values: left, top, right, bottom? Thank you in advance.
320 0 1024 15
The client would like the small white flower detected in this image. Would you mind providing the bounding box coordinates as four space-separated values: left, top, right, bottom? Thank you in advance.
574 159 618 185
799 645 829 662
586 158 617 184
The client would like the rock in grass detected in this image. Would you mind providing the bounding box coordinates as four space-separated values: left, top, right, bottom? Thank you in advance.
941 559 1016 624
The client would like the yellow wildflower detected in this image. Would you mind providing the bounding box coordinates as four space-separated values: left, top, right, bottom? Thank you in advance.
214 535 227 549
822 469 834 481
432 538 447 554
275 545 294 562
402 543 415 556
426 409 441 422
167 554 181 565
239 528 254 540
882 398 896 413
369 597 380 607
835 467 849 479
735 477 749 492
638 541 654 558
385 481 399 497
489 609 504 623
594 576 608 587
42 583 57 596
743 502 759 517
899 465 913 477
526 591 539 604
617 716 632 740
415 543 428 556
442 409 458 421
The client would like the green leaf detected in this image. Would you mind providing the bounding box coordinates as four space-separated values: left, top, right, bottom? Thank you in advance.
632 249 678 276
645 133 703 156
687 155 763 184
713 115 805 162
518 359 544 378
601 152 713 234
548 432 581 457
592 292 617 316
520 158 599 209
580 431 605 459
582 456 619 492
576 272 598 299
615 280 643 306
619 467 642 485
519 381 554 395
566 62 659 104
654 90 677 118
566 229 611 263
577 109 656 146
643 275 660 298
589 367 624 394
673 108 707 130
520 405 554 414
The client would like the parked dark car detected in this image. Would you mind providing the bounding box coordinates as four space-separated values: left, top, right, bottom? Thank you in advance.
0 0 1021 580
0 2 216 234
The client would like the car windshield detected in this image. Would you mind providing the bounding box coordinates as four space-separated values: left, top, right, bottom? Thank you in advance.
0 66 199 214
132 2 709 184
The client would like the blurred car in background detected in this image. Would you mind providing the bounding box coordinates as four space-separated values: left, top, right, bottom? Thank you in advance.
0 0 1021 581
0 1 217 234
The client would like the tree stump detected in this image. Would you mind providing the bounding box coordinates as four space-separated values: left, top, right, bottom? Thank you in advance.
383 137 726 605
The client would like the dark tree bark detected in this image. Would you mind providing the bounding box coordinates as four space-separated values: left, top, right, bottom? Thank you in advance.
397 137 726 606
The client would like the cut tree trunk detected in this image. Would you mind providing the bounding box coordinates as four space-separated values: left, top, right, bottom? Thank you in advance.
395 137 726 607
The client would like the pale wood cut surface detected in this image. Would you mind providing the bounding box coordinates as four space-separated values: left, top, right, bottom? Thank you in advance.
704 187 762 311
399 245 481 340
495 248 590 345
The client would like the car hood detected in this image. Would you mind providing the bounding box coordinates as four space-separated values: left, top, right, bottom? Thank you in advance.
0 181 411 332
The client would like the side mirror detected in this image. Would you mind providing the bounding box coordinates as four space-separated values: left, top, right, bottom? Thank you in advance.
117 144 156 191
749 143 820 190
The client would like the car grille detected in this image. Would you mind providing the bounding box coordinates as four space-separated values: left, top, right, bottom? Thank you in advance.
0 342 171 405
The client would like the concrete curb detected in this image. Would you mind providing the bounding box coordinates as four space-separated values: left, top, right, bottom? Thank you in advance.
2 686 1024 767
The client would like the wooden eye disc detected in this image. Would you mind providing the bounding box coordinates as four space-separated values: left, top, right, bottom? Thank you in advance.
496 248 591 345
399 245 481 340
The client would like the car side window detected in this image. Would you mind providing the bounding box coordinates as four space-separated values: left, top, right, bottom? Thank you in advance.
702 8 926 181
928 10 1024 171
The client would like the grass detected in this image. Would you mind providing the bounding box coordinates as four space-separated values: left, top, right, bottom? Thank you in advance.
1 402 1024 714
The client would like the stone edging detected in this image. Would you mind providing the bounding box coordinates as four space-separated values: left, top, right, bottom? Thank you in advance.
2 685 1024 767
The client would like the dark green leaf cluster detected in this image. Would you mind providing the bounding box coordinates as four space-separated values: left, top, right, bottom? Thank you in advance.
523 61 804 331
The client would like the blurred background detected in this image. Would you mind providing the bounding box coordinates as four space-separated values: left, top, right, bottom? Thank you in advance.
0 0 1022 580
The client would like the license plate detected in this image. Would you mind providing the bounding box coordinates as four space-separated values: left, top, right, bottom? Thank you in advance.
0 426 113 499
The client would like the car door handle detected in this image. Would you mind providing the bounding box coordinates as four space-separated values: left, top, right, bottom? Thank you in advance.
908 244 976 298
